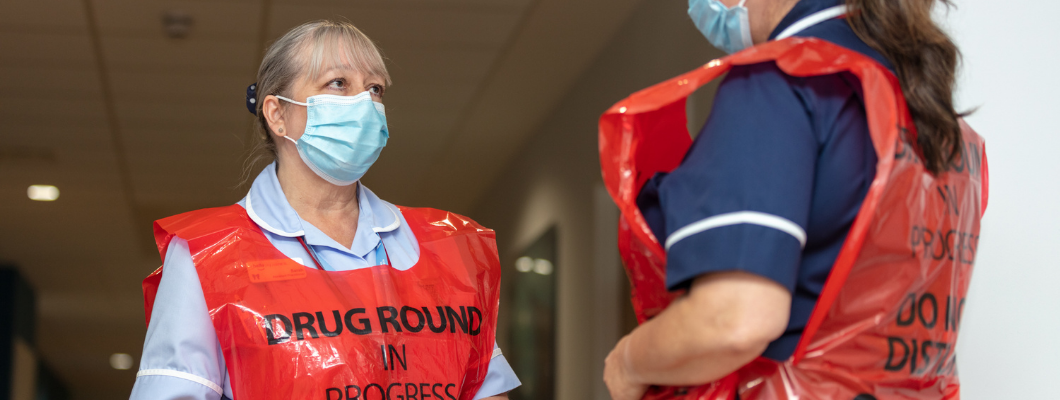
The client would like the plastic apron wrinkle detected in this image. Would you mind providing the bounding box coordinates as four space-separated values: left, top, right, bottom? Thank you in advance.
143 205 501 400
598 38 988 400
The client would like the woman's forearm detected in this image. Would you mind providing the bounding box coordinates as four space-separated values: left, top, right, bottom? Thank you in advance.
622 294 769 385
611 272 792 387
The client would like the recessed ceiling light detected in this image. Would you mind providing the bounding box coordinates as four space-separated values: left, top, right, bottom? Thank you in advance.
533 259 553 275
27 185 59 201
515 256 533 273
110 353 134 370
162 10 194 39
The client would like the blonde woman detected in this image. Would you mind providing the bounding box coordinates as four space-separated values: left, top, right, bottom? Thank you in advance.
131 20 519 400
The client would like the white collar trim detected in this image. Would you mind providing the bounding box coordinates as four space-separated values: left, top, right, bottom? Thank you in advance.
372 203 401 233
244 180 400 236
359 184 400 233
244 191 305 237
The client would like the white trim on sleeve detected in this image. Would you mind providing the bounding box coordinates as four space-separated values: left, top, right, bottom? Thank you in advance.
137 369 224 395
491 347 503 359
775 5 849 39
664 211 807 251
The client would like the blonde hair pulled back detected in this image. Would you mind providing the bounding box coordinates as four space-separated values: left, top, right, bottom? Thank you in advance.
244 20 390 176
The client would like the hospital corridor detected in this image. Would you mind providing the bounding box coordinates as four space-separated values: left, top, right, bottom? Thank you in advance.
0 0 1057 399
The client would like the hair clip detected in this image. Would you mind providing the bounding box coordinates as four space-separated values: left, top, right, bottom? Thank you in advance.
246 83 258 115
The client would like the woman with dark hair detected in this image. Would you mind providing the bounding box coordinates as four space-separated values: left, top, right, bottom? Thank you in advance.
600 0 986 398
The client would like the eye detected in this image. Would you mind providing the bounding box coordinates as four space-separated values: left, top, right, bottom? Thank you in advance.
326 78 346 90
367 84 385 97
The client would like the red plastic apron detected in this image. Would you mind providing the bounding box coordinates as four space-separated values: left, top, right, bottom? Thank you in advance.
142 205 501 400
599 37 988 399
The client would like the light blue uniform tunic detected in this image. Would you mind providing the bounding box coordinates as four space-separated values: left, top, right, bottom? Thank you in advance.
129 162 520 399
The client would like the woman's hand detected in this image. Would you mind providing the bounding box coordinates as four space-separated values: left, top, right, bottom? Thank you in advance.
604 335 648 400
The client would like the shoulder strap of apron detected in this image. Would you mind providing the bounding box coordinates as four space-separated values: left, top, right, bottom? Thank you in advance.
142 204 257 326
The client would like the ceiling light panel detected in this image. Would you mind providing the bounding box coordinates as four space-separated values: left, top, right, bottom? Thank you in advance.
27 185 60 201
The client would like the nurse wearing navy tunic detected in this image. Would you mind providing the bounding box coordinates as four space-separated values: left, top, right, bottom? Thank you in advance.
603 0 968 398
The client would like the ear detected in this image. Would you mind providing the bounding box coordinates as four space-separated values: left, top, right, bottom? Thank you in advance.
262 95 286 139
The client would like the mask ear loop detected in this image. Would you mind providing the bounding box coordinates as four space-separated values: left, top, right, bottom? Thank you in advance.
271 95 306 145
274 95 308 106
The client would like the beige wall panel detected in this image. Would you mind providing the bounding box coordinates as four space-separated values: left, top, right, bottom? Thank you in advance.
102 36 256 74
108 70 251 103
0 32 95 68
0 115 108 137
0 0 86 32
2 124 111 154
0 143 117 189
124 159 249 205
0 97 107 121
381 80 480 115
116 100 247 127
369 46 498 84
0 66 101 99
92 0 261 41
368 80 481 188
268 2 522 48
382 107 464 145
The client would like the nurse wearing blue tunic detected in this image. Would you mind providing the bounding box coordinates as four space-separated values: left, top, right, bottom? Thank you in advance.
603 0 969 398
129 20 520 400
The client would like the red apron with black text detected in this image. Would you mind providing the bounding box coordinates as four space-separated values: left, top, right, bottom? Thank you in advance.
142 205 501 400
599 38 988 399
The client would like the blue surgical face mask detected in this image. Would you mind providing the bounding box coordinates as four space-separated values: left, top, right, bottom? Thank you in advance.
688 0 754 54
276 91 388 186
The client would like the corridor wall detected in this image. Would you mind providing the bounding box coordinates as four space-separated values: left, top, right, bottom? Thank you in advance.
470 1 722 399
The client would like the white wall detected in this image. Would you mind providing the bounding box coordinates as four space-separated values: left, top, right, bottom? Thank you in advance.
944 1 1060 398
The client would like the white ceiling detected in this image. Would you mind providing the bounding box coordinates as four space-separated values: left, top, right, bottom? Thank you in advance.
0 0 642 397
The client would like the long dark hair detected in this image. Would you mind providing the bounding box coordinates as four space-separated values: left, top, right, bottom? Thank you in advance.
845 0 962 174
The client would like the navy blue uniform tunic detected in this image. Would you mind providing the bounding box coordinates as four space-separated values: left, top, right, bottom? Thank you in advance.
636 0 896 361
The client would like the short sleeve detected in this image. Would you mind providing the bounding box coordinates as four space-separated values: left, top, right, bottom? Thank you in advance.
658 62 817 291
131 238 230 400
472 343 521 399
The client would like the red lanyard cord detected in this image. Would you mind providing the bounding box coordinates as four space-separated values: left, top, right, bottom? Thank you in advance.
297 236 391 270
297 236 325 270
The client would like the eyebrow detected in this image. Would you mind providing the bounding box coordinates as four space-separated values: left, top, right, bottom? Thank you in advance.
313 67 383 81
